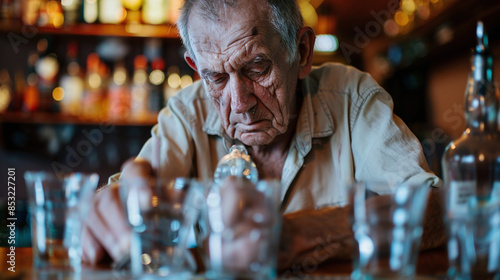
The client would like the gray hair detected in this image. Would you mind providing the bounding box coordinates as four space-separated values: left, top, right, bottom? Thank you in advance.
176 0 304 65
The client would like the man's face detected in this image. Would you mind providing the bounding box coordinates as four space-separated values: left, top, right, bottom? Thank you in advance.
187 2 300 146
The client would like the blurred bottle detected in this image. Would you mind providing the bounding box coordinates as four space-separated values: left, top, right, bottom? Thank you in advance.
82 53 103 120
164 65 180 101
98 60 111 118
441 21 500 279
9 70 25 111
180 72 193 89
22 0 42 25
59 41 84 116
142 0 167 25
37 0 64 28
61 0 81 25
130 54 149 121
35 53 59 112
23 53 40 113
168 0 181 24
214 144 259 186
148 57 165 114
99 0 124 24
1 0 14 25
108 61 130 121
82 0 98 23
122 0 142 23
0 70 12 113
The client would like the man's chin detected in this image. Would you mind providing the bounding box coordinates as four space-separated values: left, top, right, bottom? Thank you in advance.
236 131 277 147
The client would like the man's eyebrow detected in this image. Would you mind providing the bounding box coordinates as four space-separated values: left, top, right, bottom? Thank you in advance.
200 69 220 78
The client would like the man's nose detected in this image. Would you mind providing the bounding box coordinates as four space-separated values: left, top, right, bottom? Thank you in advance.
230 74 257 114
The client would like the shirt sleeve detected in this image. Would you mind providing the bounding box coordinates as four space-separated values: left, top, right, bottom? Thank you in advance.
350 87 441 194
135 97 196 180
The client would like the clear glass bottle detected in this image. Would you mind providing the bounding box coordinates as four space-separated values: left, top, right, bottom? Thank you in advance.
441 21 500 279
214 144 259 186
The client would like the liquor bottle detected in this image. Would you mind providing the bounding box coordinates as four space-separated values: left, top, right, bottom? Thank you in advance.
23 54 40 113
22 0 42 25
0 69 12 113
59 41 84 116
1 0 14 26
82 0 98 23
122 0 143 23
9 70 25 111
38 1 64 28
130 55 149 121
142 0 167 25
164 65 181 101
99 0 124 24
180 73 193 89
213 144 259 186
61 0 81 25
108 62 131 121
168 0 182 24
82 53 103 120
148 57 165 114
441 21 500 279
35 52 59 112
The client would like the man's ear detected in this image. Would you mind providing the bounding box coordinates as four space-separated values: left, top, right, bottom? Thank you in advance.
297 27 316 79
184 51 198 72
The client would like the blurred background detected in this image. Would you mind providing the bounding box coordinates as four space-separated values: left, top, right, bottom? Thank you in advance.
0 0 500 245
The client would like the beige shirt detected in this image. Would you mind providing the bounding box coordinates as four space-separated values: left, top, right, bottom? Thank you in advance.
112 63 440 213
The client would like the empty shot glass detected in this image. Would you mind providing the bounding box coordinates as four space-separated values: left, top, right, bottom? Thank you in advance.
349 181 431 280
446 197 500 280
24 171 99 273
120 177 204 279
200 177 282 280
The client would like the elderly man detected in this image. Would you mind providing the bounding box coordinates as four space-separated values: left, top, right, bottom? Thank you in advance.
82 0 445 272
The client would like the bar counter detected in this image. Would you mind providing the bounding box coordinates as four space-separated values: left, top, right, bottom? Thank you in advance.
0 247 448 279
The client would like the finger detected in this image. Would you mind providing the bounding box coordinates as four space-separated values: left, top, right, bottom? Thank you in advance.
222 225 264 272
220 177 247 227
88 184 131 261
121 157 155 180
82 225 106 265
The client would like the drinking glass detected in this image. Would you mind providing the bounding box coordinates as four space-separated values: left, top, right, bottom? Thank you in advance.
120 177 204 279
349 181 430 280
24 171 99 273
446 197 500 280
200 177 282 280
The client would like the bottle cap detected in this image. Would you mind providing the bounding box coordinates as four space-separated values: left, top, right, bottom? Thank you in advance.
151 58 165 71
134 55 148 70
474 21 489 55
87 53 100 71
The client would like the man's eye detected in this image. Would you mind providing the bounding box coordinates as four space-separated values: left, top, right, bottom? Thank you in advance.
246 68 267 79
210 74 227 84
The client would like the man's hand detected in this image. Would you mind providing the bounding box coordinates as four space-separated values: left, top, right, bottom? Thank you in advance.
82 158 155 265
277 187 447 273
278 206 355 272
206 177 278 272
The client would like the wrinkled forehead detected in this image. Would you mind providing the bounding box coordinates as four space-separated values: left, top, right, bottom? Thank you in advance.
187 1 275 57
190 0 270 25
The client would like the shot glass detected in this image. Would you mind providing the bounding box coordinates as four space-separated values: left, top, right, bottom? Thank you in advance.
446 197 500 280
349 181 430 280
200 177 282 280
120 177 204 279
24 171 99 273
